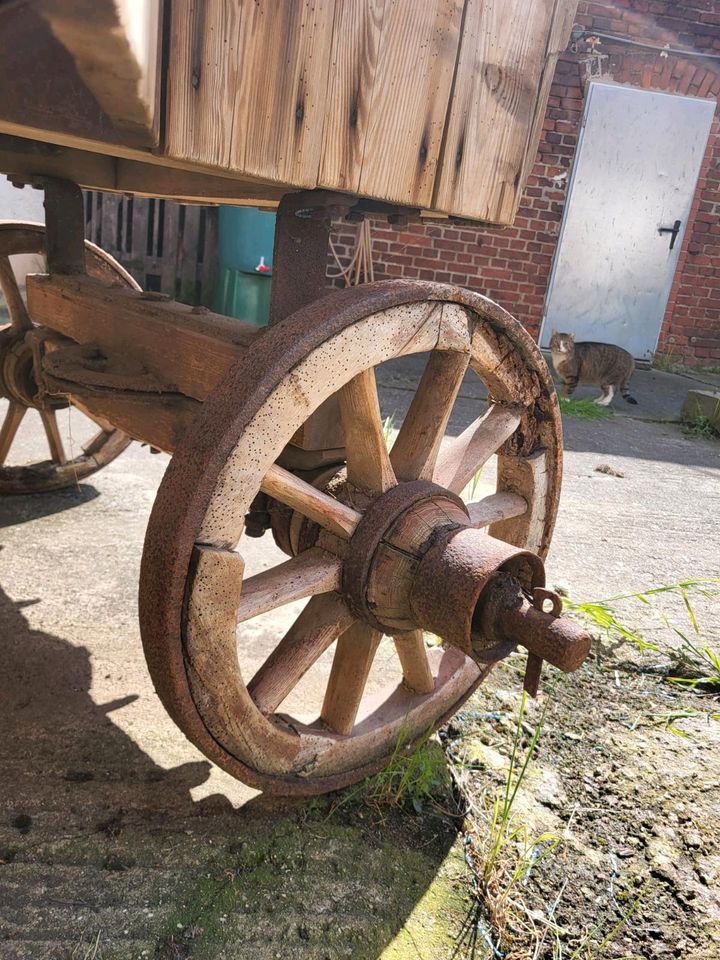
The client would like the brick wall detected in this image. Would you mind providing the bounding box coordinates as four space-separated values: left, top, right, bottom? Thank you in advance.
330 1 720 367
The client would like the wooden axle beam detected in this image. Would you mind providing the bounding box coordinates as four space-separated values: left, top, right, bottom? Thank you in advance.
27 274 260 402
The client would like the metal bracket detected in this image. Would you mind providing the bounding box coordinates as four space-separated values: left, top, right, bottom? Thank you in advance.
523 587 564 697
9 175 86 275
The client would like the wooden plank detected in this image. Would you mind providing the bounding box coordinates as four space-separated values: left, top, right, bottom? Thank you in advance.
433 0 577 223
0 133 287 206
0 6 128 150
0 255 32 331
38 409 67 465
466 491 527 528
390 350 469 482
319 0 463 206
39 0 162 147
165 0 336 186
0 2 572 221
393 631 435 695
0 403 27 466
490 450 551 555
41 376 200 453
160 201 180 293
26 274 260 402
99 193 121 255
179 205 201 304
516 0 578 199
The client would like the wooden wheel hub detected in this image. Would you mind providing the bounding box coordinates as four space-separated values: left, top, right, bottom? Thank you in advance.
339 477 587 672
342 480 468 633
0 331 37 406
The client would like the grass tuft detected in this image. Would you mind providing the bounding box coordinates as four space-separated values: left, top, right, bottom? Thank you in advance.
329 727 452 821
683 415 719 440
382 411 398 448
445 693 560 956
558 396 614 420
565 578 720 693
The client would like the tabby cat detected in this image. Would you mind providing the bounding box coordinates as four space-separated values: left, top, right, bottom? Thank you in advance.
549 331 637 406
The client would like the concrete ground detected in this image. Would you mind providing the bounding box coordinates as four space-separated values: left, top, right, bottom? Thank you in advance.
0 361 718 958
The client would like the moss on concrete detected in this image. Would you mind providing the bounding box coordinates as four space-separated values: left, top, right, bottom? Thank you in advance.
153 813 470 960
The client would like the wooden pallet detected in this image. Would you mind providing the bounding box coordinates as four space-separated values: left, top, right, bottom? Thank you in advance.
83 191 217 305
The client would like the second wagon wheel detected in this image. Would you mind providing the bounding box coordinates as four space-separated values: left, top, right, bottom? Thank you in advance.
0 221 133 494
141 280 571 795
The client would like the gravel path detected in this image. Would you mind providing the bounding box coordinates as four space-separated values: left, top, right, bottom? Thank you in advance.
0 362 718 958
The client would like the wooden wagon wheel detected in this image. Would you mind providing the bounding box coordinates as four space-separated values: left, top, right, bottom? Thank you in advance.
140 280 566 795
0 221 133 494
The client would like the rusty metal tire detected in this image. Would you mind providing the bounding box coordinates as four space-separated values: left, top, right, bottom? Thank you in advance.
0 221 134 494
139 280 563 795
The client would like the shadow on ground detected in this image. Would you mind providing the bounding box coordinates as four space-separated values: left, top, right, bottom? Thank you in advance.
0 485 100 528
0 587 464 960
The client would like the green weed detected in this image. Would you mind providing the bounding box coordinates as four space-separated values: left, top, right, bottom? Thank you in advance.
462 466 484 502
630 708 720 737
683 397 720 440
69 932 103 960
550 882 648 960
558 396 613 420
651 351 681 373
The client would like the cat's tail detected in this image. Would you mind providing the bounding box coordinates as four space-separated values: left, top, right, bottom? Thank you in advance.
620 383 638 405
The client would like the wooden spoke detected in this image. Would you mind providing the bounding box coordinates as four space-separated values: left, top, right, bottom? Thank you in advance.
433 404 522 494
390 350 469 482
467 491 528 528
236 548 343 624
0 402 27 465
393 630 435 694
261 463 360 539
321 622 382 736
339 368 396 494
0 255 31 332
82 427 114 457
248 593 355 715
39 409 67 465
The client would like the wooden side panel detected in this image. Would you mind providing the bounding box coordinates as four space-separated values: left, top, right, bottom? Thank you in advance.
0 5 125 148
318 0 462 207
0 1 574 221
432 0 577 223
39 0 162 147
516 0 578 197
165 0 336 187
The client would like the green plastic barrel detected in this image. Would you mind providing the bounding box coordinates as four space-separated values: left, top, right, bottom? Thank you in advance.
214 207 276 325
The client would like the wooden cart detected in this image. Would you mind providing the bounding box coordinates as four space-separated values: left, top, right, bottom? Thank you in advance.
0 0 589 795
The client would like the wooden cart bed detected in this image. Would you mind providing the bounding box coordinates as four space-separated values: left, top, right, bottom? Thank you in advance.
0 0 576 222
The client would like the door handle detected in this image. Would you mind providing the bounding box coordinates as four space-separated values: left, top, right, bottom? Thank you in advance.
658 219 682 250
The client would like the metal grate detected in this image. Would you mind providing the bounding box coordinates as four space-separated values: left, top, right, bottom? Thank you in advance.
83 191 217 306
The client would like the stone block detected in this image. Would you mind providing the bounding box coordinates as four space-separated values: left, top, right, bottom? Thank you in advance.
681 389 720 431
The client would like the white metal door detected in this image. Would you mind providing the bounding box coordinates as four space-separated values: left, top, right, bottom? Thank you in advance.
540 82 715 359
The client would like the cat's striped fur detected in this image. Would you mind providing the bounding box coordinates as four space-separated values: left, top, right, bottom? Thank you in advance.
549 331 637 406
